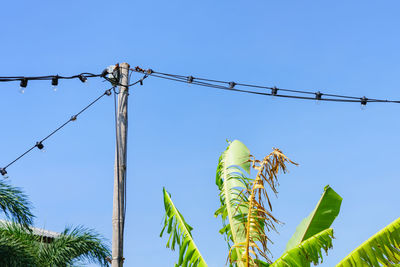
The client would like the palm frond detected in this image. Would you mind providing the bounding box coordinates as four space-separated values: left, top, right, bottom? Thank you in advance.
336 217 400 267
214 140 252 266
0 221 110 267
0 180 34 227
271 228 334 267
37 225 110 267
0 221 38 266
234 149 297 266
160 188 207 267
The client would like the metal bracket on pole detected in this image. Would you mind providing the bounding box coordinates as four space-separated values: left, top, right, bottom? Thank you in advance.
106 64 121 87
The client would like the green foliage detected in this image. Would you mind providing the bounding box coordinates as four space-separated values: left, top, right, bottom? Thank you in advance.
160 188 207 267
37 226 110 267
0 180 34 227
336 217 400 267
0 222 37 266
285 185 342 251
271 228 334 267
214 140 251 266
0 221 110 267
159 139 400 267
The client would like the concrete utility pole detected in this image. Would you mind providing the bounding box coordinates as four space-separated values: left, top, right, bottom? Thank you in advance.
112 62 130 267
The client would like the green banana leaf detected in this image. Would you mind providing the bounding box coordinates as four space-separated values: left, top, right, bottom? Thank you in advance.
160 188 207 267
214 140 251 266
271 228 334 267
285 185 342 252
336 217 400 267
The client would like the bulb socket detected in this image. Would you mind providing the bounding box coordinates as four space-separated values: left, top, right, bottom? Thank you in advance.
20 78 28 88
271 87 278 96
361 96 368 106
315 91 323 100
79 75 87 83
36 142 44 150
52 76 59 86
0 168 7 176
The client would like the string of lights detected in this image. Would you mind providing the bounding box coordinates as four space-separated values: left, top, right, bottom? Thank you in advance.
0 87 114 177
0 69 111 93
0 70 109 82
131 67 400 105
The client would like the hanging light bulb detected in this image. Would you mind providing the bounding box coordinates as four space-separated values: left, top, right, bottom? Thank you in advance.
271 86 278 99
315 91 322 105
52 76 59 92
19 78 28 94
78 74 87 83
0 168 7 176
36 141 44 150
360 96 368 110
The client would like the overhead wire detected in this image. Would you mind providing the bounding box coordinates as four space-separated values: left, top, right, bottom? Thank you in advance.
0 72 103 83
131 67 400 104
3 64 400 176
0 66 147 178
0 87 114 176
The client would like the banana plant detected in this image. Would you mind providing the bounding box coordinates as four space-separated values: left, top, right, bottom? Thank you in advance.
160 140 398 266
285 185 342 252
245 183 341 267
161 185 340 267
214 140 252 267
227 147 298 266
160 188 207 267
336 216 400 267
271 228 335 267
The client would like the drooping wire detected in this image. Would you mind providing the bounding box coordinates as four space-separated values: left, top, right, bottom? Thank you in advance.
131 67 400 104
0 87 114 176
0 72 102 83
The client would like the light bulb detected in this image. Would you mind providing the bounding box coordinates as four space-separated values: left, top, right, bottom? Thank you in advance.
360 96 368 110
315 91 322 105
271 87 278 100
79 75 88 83
52 76 59 91
19 87 25 94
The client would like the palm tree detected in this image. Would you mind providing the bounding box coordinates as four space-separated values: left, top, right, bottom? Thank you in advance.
0 179 110 266
0 222 110 267
0 179 34 227
160 140 400 266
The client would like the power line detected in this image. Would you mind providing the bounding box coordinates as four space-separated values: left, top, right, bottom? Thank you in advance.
131 67 400 105
0 87 114 176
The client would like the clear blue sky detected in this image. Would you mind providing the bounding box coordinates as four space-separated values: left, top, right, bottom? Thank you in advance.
0 1 399 266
